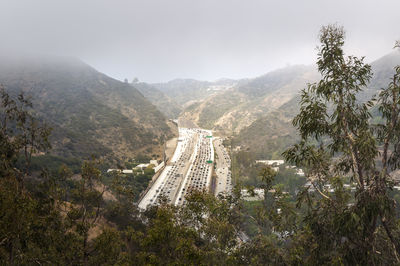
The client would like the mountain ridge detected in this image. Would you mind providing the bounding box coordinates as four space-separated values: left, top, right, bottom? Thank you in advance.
0 55 176 162
233 50 400 159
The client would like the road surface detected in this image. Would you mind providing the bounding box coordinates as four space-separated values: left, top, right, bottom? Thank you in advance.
138 127 215 209
213 137 232 196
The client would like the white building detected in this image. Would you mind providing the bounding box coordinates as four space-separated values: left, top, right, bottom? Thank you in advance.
106 169 134 174
272 167 280 172
136 163 149 169
241 188 265 201
150 160 159 166
122 170 133 174
296 169 305 176
107 169 121 173
256 160 285 166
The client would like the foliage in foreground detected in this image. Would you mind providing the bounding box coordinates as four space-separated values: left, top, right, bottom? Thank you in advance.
0 25 400 265
281 25 400 264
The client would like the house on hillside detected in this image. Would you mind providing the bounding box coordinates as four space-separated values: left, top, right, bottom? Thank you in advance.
150 160 159 166
255 160 285 166
241 188 265 201
135 163 149 169
107 159 163 176
296 168 305 176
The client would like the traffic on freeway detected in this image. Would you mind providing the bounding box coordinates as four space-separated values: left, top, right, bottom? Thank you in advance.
138 127 215 209
213 137 232 196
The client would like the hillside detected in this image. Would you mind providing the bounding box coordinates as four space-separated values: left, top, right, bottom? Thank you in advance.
174 51 400 138
360 50 400 100
232 96 300 159
0 55 176 162
179 65 319 134
233 51 400 159
152 78 237 107
134 82 182 118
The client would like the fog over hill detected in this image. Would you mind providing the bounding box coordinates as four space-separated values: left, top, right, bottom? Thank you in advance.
135 50 400 160
152 78 237 107
234 50 400 159
362 50 400 100
1 1 400 264
146 65 319 134
1 0 398 82
134 82 182 119
0 55 175 161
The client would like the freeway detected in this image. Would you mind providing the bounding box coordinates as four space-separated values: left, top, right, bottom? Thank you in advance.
213 137 232 196
138 127 215 209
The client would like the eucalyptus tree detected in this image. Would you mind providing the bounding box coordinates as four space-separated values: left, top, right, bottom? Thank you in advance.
0 86 51 186
283 25 400 264
0 87 78 265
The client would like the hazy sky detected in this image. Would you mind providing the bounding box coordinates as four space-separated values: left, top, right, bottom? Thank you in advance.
0 0 399 82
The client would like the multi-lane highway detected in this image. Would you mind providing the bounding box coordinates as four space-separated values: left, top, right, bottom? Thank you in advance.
213 137 232 196
138 127 216 209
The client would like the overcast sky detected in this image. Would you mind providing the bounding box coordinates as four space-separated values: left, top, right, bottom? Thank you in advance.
0 0 399 82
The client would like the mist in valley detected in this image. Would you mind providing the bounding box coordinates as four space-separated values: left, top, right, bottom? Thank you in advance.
1 1 400 265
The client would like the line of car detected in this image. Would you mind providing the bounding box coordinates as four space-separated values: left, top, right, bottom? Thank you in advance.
214 138 233 196
139 127 215 209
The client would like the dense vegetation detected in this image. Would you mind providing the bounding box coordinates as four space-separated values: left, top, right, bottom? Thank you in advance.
0 55 175 164
1 26 400 265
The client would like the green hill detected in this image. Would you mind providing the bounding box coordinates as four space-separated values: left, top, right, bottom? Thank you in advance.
0 55 175 162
